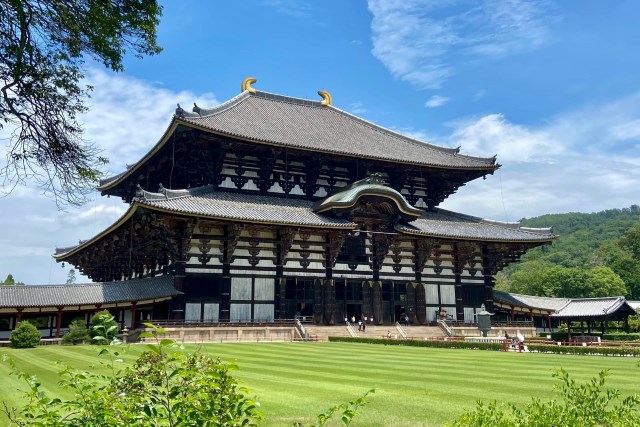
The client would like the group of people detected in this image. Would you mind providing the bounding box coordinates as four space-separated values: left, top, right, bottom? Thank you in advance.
348 315 368 332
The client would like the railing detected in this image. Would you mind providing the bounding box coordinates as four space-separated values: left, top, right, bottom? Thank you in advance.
345 321 359 337
493 320 535 327
295 319 309 341
394 321 408 339
437 319 454 337
147 319 297 328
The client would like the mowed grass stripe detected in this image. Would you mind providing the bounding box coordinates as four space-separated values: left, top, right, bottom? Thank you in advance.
3 343 640 426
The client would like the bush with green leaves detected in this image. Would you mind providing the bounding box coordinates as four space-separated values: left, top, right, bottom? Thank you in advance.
3 324 370 426
90 309 118 344
62 319 90 345
448 369 640 427
9 321 41 349
3 325 263 426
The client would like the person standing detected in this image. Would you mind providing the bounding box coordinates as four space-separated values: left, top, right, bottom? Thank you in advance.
362 319 366 333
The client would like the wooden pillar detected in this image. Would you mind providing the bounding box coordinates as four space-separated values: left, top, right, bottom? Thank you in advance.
278 278 286 319
415 283 426 325
372 281 382 325
313 278 323 324
453 243 464 321
547 314 552 332
324 279 335 325
481 244 494 313
405 282 416 322
130 303 137 329
362 281 373 322
55 308 63 338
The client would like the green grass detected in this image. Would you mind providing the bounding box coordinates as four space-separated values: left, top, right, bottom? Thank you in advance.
2 343 640 426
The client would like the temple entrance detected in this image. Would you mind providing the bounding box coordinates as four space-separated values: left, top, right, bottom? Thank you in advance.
346 303 362 322
296 302 313 321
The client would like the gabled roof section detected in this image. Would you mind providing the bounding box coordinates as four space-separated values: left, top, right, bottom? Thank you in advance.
99 87 499 192
313 174 423 221
57 185 554 262
552 297 636 318
0 277 178 308
180 89 497 168
493 290 568 311
396 209 556 242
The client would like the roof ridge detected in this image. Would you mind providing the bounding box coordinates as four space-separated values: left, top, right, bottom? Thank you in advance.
182 89 497 165
177 91 251 119
326 105 497 165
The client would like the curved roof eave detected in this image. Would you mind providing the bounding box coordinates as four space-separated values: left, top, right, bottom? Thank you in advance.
314 185 423 219
99 90 501 193
54 201 356 261
395 226 555 244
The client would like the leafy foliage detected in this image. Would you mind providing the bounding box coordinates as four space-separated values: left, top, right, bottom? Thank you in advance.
0 0 162 206
4 325 372 426
3 324 264 426
448 369 640 427
90 309 118 345
498 206 640 298
9 321 40 348
295 390 373 427
62 319 90 345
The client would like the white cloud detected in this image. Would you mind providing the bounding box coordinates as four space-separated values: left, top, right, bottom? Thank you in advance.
440 92 640 220
261 0 312 17
368 0 553 88
0 69 218 285
83 69 218 175
425 95 450 108
447 113 562 162
350 102 367 114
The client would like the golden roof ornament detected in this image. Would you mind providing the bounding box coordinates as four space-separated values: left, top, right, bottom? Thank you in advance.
241 77 257 93
318 90 332 106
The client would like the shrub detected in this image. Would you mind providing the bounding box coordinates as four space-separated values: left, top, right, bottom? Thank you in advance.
9 321 41 349
3 324 264 426
447 369 640 427
90 309 118 344
62 319 90 345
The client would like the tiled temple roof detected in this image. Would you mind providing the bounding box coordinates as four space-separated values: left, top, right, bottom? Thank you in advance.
56 185 554 260
99 88 498 191
552 297 636 318
136 185 356 228
493 290 568 311
179 90 497 169
493 291 637 318
0 276 178 308
396 209 555 242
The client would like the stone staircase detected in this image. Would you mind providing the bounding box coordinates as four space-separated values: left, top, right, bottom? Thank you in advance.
303 324 447 341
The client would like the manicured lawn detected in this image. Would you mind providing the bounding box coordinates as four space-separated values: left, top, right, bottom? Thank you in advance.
2 342 639 426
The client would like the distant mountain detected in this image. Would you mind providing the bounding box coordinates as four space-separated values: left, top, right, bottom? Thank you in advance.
519 205 640 267
496 205 640 299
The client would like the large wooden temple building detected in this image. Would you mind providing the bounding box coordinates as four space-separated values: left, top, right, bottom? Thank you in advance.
3 78 558 335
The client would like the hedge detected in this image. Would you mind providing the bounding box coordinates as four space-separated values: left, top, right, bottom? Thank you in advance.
329 337 640 357
538 332 640 342
328 336 503 351
527 343 640 356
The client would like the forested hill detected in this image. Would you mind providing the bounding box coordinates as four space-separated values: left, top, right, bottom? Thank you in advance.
519 205 640 267
497 205 640 299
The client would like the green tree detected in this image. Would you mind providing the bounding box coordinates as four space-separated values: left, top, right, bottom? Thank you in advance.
90 309 118 344
2 274 15 285
0 0 162 206
66 269 76 285
9 321 41 348
61 318 90 345
3 326 263 426
448 369 640 427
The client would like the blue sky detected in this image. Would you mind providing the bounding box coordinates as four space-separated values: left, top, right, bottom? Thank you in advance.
1 0 639 285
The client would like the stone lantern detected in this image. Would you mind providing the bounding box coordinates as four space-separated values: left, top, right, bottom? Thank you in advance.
476 304 494 337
